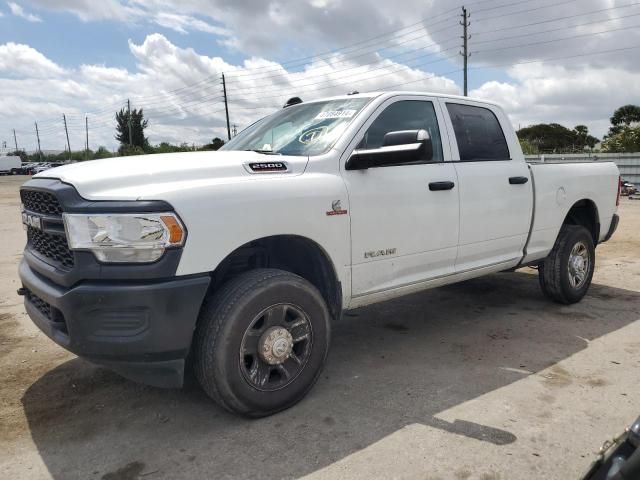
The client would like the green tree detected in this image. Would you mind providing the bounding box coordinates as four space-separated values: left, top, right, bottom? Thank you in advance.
608 105 640 137
118 144 146 157
149 142 194 154
518 138 538 155
8 150 28 161
200 137 225 151
573 125 599 150
517 123 597 153
602 126 640 153
94 146 114 159
115 107 149 151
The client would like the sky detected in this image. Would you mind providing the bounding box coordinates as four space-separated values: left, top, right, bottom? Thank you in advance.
0 0 639 153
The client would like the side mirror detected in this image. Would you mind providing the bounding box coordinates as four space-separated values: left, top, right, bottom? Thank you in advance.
346 129 432 170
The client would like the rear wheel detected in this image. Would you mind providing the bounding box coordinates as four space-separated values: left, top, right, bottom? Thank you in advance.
538 225 595 304
194 268 331 417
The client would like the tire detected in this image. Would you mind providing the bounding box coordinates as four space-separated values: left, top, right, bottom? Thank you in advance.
193 268 331 417
538 225 595 304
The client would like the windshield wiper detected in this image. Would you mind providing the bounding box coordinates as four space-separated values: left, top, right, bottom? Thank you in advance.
245 149 281 155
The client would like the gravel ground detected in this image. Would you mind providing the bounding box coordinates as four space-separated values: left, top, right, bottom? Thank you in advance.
0 175 638 480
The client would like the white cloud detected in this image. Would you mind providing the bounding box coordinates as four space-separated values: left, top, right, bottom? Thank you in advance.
3 0 640 150
0 35 459 152
26 0 144 22
0 43 64 76
153 12 230 36
8 2 42 22
470 64 640 137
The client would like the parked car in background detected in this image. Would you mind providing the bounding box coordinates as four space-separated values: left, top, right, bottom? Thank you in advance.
33 162 67 174
11 162 36 175
0 156 21 175
621 180 638 196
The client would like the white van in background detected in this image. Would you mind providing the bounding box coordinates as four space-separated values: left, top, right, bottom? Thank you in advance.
0 156 21 175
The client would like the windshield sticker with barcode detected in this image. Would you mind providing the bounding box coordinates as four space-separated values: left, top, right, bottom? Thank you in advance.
315 110 357 120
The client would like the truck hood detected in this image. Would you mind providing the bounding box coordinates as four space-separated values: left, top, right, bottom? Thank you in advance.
35 151 309 201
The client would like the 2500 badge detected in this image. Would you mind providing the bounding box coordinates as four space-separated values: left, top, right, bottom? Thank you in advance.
248 162 288 172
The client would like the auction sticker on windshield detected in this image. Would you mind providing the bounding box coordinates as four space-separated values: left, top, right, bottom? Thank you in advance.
315 110 357 120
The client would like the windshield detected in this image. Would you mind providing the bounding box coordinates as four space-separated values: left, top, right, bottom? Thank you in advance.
222 97 371 156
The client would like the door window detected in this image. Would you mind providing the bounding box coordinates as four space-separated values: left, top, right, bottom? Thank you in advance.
446 103 510 161
357 100 443 163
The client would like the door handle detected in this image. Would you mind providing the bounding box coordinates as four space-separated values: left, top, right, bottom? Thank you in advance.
509 176 529 185
429 181 455 191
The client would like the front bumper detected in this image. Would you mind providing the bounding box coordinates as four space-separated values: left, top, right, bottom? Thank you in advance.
19 259 210 388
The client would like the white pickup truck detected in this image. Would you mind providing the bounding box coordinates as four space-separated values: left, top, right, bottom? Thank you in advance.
18 91 620 417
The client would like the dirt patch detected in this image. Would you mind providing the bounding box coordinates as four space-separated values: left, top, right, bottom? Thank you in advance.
101 461 146 480
541 365 573 388
0 313 21 358
586 377 608 387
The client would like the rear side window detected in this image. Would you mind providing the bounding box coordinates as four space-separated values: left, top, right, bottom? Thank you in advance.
446 103 510 161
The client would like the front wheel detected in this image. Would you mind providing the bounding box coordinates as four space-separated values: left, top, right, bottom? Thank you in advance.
193 269 331 417
538 225 595 304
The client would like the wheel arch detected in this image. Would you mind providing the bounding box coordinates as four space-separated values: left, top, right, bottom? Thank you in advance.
561 198 600 245
208 234 343 321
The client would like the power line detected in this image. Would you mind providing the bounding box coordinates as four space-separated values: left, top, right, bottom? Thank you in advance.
224 0 547 80
474 23 640 56
223 27 459 86
12 0 640 150
224 13 461 79
472 11 640 46
225 42 460 96
472 1 640 36
473 0 580 23
469 44 640 71
222 1 639 96
224 22 459 84
226 46 461 98
471 0 544 14
227 52 461 105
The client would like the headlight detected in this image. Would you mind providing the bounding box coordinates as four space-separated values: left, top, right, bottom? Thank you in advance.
63 212 185 263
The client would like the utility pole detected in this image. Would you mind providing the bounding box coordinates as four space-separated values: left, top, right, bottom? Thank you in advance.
85 116 89 160
12 129 18 152
63 114 71 156
222 73 231 141
127 99 133 146
35 122 42 160
460 6 470 96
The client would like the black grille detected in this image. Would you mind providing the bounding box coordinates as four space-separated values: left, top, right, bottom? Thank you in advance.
27 226 75 269
20 190 63 216
25 289 51 319
24 288 68 334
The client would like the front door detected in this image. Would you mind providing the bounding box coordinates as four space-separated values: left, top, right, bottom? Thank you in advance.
341 97 460 298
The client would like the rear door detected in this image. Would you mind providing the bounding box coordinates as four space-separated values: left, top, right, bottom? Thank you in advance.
441 100 532 271
341 96 459 297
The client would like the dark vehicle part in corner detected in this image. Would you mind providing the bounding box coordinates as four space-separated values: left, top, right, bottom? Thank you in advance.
581 416 640 480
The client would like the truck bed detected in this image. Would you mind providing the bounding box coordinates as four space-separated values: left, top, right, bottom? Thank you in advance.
522 161 619 264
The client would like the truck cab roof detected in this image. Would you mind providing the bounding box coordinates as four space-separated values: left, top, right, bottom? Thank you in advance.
301 91 501 108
